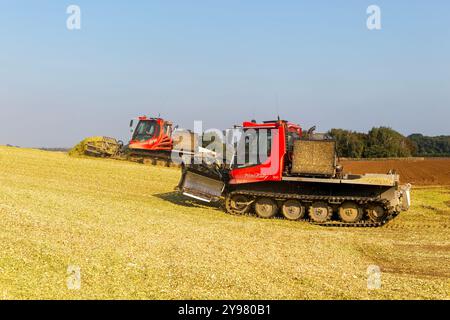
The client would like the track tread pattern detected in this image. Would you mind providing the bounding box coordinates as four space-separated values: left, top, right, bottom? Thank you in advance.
225 190 397 228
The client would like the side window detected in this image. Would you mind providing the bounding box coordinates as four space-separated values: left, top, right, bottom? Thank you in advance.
235 129 273 168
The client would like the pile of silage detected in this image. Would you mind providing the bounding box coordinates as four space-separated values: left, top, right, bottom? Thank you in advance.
68 136 109 157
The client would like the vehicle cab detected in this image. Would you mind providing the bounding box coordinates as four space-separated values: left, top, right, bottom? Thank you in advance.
129 116 173 151
228 120 302 184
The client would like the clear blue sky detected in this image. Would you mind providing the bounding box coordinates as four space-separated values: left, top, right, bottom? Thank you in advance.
0 0 449 147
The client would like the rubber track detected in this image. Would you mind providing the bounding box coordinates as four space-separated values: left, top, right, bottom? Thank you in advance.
225 190 398 228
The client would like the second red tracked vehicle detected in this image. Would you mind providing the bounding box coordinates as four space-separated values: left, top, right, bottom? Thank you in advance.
177 119 411 227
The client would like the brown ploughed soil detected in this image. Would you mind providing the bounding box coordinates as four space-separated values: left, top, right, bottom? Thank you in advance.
341 158 450 186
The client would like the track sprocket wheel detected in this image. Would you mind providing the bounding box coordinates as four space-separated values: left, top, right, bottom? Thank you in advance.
225 194 251 215
366 204 387 222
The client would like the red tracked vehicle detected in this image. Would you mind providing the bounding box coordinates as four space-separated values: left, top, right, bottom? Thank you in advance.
78 116 200 164
177 119 411 227
127 116 201 164
128 117 175 159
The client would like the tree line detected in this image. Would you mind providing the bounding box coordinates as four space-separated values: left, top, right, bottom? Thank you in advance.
327 127 450 158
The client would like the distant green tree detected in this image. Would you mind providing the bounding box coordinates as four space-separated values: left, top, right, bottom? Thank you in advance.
328 129 366 158
328 127 449 158
364 127 412 158
408 134 450 156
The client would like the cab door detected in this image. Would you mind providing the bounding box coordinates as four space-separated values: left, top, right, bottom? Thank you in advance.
229 127 286 184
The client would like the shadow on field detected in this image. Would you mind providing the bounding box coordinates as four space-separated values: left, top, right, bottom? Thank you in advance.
154 192 222 210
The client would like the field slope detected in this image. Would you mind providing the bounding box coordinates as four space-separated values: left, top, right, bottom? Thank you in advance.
0 146 449 299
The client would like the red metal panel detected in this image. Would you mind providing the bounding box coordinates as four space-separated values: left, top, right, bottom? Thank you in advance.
229 124 286 184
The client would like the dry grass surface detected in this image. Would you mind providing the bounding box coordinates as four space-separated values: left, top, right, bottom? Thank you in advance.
0 146 449 300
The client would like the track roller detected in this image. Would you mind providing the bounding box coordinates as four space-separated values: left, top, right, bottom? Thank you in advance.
338 201 363 223
309 201 333 223
254 198 278 219
281 200 306 221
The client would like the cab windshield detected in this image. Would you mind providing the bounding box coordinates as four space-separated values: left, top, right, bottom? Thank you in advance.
133 120 159 142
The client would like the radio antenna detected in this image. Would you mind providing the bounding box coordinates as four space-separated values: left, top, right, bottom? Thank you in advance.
276 93 280 120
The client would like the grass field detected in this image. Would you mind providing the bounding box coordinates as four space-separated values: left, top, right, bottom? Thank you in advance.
0 146 449 300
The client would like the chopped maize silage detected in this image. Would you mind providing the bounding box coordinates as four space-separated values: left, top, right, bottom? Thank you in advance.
0 145 448 299
69 136 118 157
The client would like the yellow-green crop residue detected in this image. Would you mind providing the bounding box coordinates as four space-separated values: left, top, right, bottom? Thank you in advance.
0 146 449 299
